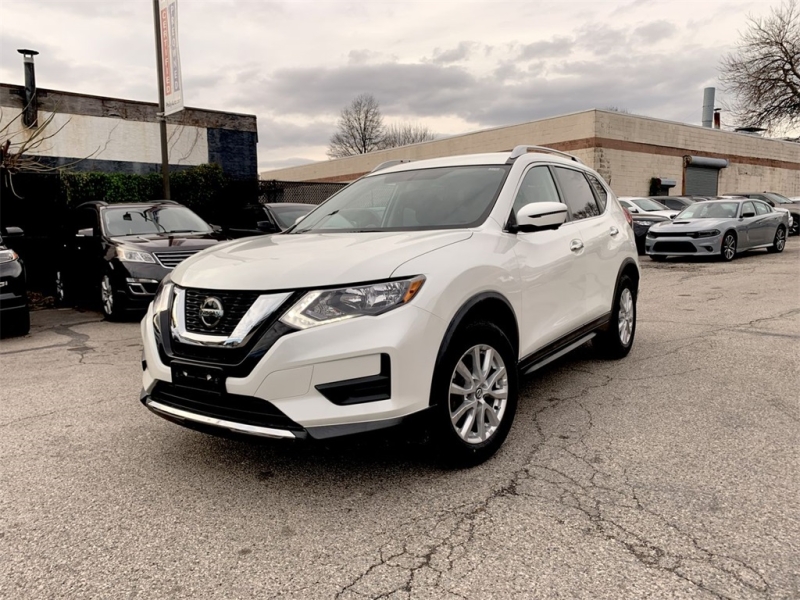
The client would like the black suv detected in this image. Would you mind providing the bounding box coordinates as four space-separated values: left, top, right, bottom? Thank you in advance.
0 227 29 337
57 201 227 319
724 192 800 236
226 202 315 238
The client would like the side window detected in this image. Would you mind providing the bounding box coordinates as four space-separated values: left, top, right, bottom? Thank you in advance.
552 167 601 221
662 198 681 211
585 174 608 212
754 202 769 215
512 166 561 216
741 201 756 217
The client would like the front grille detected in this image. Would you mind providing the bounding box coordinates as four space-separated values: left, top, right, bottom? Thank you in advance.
154 250 200 269
652 241 697 253
150 382 304 432
184 288 260 336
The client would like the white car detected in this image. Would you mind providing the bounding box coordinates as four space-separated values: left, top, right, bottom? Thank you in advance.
618 197 680 219
140 146 640 465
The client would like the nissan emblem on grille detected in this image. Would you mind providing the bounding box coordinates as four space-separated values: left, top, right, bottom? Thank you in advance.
199 297 224 328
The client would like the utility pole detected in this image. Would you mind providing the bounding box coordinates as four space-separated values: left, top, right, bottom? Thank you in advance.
152 0 170 199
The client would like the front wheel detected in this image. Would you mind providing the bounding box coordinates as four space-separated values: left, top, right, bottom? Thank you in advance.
101 274 125 320
768 226 786 253
594 275 636 359
720 232 737 261
430 321 518 467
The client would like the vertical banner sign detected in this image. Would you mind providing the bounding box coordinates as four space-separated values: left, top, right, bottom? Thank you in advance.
158 0 184 115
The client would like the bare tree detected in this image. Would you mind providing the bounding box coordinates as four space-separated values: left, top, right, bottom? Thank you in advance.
379 122 436 149
720 0 800 132
327 93 385 158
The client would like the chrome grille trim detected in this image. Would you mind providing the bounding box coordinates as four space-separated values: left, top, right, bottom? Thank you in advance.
154 250 200 269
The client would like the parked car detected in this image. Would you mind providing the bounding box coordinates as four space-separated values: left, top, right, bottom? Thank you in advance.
140 145 640 466
56 201 228 320
226 203 316 238
0 227 30 338
631 213 671 255
618 197 679 219
646 198 788 261
723 192 800 236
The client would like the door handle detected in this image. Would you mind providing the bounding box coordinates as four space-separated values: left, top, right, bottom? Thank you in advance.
570 239 584 252
609 226 619 236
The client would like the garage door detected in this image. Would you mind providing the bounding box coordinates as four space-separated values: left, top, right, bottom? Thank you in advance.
685 166 720 195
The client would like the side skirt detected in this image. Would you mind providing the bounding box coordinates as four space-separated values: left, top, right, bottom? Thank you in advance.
518 313 611 375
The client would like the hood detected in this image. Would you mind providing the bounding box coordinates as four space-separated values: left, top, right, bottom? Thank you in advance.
111 232 223 252
171 230 473 290
651 218 731 233
641 210 679 219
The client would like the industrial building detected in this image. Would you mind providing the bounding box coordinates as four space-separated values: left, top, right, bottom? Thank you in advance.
260 109 800 198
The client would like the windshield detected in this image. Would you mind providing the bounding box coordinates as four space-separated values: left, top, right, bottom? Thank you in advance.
270 205 314 229
632 198 669 211
291 165 510 233
103 206 211 236
676 202 740 219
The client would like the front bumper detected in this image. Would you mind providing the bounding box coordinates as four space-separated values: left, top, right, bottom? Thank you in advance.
645 233 723 256
110 260 170 310
140 300 447 439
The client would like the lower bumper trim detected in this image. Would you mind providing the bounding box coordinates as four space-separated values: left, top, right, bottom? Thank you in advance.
145 398 297 439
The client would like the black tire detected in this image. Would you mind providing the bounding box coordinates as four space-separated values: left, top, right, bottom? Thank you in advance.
100 273 125 321
767 226 786 253
0 308 30 338
594 275 637 359
790 217 799 237
720 231 737 262
429 320 518 467
649 255 666 262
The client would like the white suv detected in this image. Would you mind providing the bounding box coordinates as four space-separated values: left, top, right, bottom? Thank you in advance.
140 146 640 465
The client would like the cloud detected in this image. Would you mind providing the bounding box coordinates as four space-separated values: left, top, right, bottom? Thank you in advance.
632 20 678 43
258 117 336 150
517 36 575 60
431 42 480 64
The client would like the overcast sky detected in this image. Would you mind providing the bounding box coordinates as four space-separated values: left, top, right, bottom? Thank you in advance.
0 0 783 171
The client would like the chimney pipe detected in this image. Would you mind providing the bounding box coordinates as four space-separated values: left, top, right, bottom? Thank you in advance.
17 48 39 128
713 109 721 129
702 87 715 127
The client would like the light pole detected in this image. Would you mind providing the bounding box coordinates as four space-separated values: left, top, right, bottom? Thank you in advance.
152 0 170 199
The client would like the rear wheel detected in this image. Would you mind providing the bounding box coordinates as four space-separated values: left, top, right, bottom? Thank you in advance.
720 232 737 261
790 217 799 237
768 226 786 253
430 321 518 467
55 270 70 306
594 275 636 359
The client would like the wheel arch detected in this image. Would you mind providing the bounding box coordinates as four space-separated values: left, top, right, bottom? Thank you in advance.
432 292 519 406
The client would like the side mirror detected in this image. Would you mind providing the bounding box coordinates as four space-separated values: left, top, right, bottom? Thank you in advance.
2 226 24 237
210 224 223 233
742 211 755 218
515 202 568 232
257 220 278 233
76 227 95 238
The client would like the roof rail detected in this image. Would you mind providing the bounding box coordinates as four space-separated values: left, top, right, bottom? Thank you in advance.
371 159 413 173
506 145 583 164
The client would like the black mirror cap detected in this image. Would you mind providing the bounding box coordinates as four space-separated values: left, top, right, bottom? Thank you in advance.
742 212 755 218
256 220 277 233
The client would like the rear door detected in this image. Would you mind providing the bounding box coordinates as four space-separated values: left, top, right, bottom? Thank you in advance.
753 201 778 244
510 165 586 355
552 167 618 321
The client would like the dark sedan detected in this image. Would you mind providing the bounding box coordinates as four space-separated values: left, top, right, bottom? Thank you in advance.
631 213 671 255
0 227 29 337
56 201 227 320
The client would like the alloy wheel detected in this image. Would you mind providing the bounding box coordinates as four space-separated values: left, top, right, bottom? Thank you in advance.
776 228 786 251
101 275 114 315
618 288 634 346
55 271 65 302
723 235 736 260
448 344 508 444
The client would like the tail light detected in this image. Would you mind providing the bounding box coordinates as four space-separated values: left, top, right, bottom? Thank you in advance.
623 207 633 228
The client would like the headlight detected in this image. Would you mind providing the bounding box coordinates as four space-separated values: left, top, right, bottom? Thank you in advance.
116 247 156 263
151 276 173 333
637 220 655 226
281 276 425 330
0 249 19 264
694 229 720 238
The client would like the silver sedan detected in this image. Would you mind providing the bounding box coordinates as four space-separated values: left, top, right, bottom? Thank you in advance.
645 199 789 261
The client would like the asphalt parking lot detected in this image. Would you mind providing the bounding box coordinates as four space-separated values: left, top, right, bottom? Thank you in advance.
1 243 798 600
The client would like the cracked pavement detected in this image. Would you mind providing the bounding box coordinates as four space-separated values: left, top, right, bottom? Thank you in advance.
1 242 798 599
